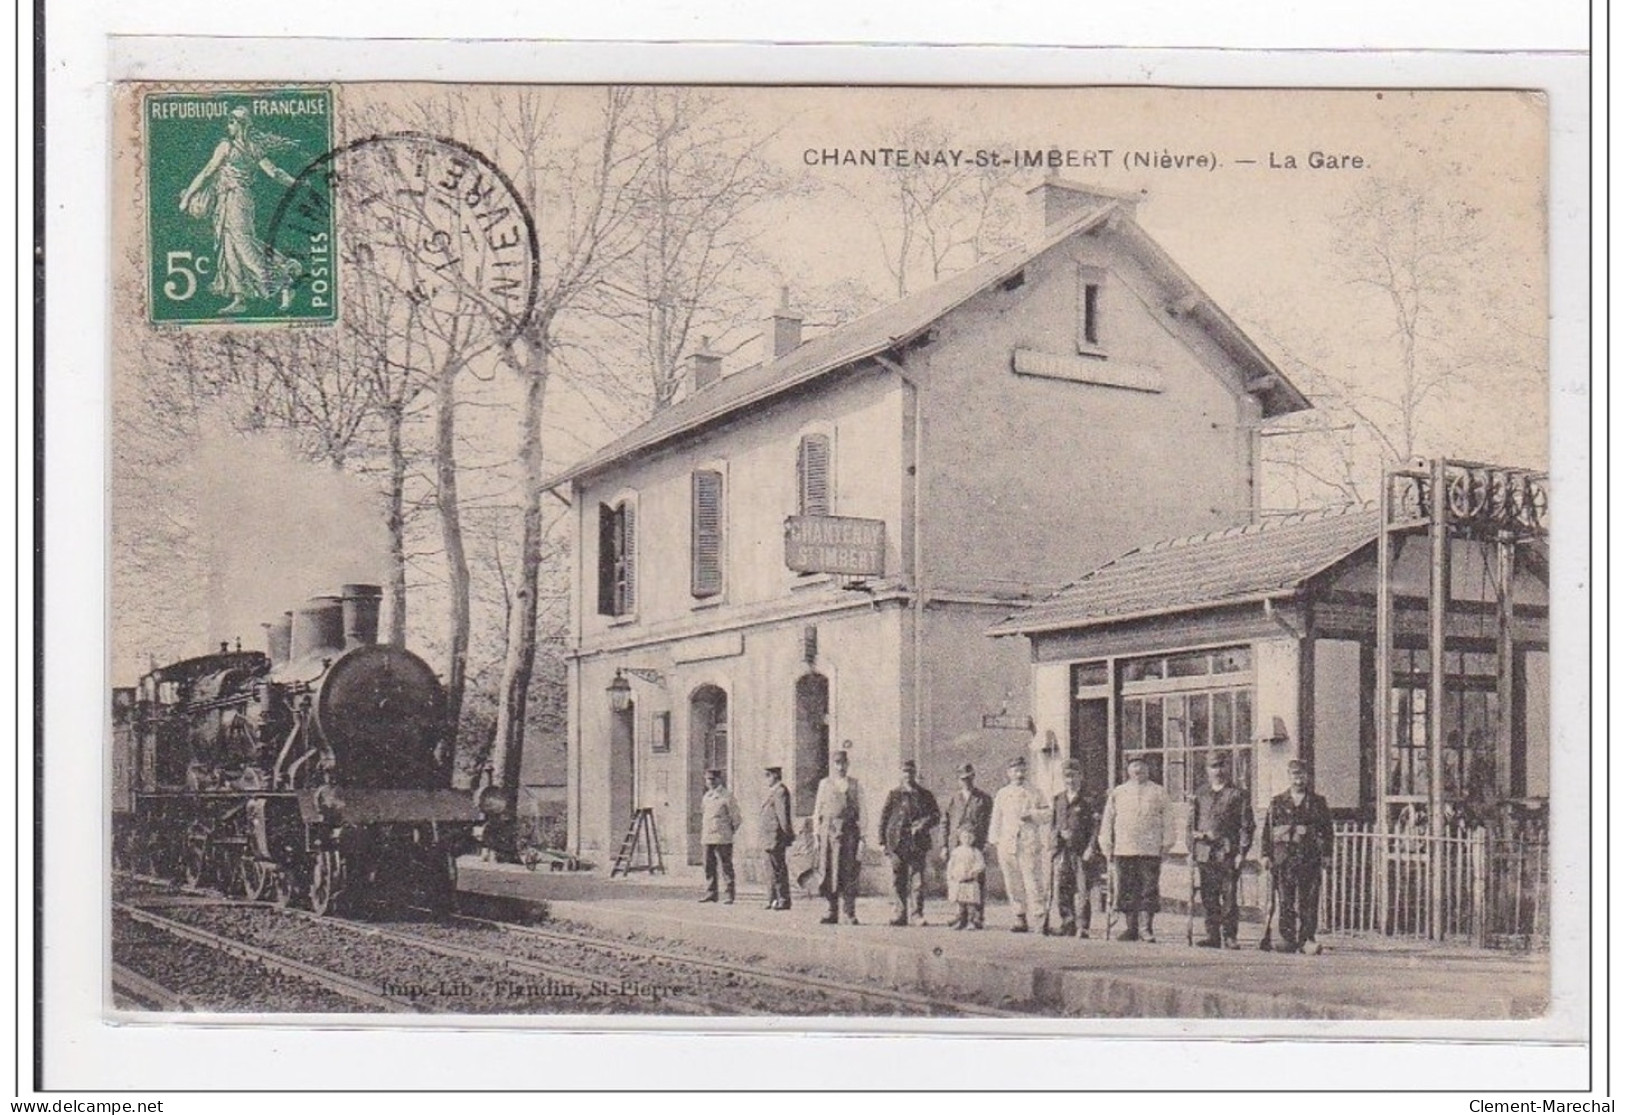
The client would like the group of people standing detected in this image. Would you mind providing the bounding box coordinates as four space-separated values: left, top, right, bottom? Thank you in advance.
694 749 1334 955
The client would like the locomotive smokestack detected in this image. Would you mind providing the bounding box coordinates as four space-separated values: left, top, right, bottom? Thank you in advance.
291 595 345 661
341 584 383 649
263 612 293 665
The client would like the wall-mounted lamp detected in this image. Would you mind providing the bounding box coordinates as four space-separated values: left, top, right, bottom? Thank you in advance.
1040 729 1061 758
1261 716 1291 746
606 667 668 714
606 671 633 713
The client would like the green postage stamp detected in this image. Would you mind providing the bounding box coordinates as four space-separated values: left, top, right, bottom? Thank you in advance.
144 88 336 326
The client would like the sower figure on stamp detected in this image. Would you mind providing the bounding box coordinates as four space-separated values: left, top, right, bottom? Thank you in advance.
812 749 864 925
1048 759 1101 938
177 107 303 314
879 759 940 926
1099 754 1171 942
759 765 795 911
1262 758 1334 954
988 755 1050 933
941 762 993 928
698 769 742 904
1189 752 1255 949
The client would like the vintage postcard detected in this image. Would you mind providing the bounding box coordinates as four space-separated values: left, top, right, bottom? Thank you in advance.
104 79 1568 1041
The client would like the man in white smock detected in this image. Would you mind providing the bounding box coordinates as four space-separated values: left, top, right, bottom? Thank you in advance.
1098 754 1172 941
987 755 1050 933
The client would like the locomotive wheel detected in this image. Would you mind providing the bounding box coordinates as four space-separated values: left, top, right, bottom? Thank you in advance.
181 828 210 889
134 832 163 879
269 865 296 909
309 850 345 917
238 857 271 902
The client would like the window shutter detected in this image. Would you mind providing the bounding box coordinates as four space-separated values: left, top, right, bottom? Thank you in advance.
618 501 637 614
691 470 724 598
597 503 617 615
798 434 831 517
1078 265 1105 350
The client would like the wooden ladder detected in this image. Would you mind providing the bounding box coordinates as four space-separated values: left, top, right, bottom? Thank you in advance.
610 807 665 877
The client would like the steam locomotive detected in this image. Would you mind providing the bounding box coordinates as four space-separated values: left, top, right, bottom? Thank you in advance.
112 584 496 915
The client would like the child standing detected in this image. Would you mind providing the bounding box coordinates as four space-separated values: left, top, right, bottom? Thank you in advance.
946 828 987 930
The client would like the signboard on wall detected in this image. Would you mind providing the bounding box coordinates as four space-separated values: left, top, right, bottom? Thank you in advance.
784 515 886 576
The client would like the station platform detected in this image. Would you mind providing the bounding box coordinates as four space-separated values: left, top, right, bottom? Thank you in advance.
457 860 1549 1020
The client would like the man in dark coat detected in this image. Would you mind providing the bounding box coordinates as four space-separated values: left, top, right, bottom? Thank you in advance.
1048 759 1100 938
879 759 941 926
1189 752 1255 948
940 762 993 928
1262 758 1334 954
758 765 795 911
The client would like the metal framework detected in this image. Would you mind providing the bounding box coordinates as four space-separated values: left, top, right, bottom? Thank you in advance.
1374 458 1548 937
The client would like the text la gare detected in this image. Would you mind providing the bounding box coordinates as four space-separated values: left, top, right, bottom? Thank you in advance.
1269 151 1366 170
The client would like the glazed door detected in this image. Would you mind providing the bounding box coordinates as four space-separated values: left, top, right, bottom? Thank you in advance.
1071 697 1109 807
793 672 829 819
608 701 635 843
686 686 728 865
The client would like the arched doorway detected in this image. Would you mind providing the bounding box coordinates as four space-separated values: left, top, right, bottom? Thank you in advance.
607 699 635 845
793 672 829 818
687 685 728 864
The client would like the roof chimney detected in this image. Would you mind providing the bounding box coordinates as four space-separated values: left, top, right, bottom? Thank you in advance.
1026 178 1142 240
767 287 802 361
689 336 723 393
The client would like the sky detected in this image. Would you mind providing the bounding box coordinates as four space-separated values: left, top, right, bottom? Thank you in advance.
519 86 1548 475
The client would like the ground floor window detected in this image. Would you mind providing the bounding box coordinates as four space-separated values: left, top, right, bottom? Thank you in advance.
1387 646 1505 804
1118 647 1254 800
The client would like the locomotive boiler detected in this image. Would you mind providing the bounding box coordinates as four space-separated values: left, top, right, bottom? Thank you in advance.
112 584 494 915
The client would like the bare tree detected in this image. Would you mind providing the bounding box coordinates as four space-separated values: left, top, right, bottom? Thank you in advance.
615 89 780 411
485 88 651 822
868 120 1022 298
1254 175 1532 509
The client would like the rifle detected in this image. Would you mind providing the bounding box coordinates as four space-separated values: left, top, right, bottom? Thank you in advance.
1040 847 1061 935
1258 861 1277 951
1104 857 1118 939
1186 851 1198 946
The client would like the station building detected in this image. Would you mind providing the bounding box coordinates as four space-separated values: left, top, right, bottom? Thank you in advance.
989 494 1550 928
544 179 1310 878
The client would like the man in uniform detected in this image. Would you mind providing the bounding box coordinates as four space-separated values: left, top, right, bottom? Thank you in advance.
1099 754 1171 942
811 748 864 925
879 759 941 926
1048 759 1100 938
1189 752 1255 948
988 755 1050 933
941 762 993 928
758 765 795 911
1262 758 1334 954
699 768 743 904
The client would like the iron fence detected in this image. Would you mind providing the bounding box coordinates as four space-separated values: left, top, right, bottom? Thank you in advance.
1318 820 1548 949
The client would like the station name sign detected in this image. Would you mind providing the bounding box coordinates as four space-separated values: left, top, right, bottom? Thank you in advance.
784 515 886 577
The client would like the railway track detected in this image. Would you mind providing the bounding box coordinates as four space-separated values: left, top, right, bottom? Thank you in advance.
411 904 1025 1019
115 872 1018 1017
114 902 417 1013
111 962 195 1011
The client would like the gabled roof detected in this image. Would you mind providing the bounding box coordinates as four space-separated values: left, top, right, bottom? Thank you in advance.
544 201 1310 491
988 507 1381 637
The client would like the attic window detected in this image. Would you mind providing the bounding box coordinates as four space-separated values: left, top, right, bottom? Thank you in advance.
1077 265 1107 354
